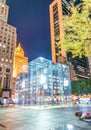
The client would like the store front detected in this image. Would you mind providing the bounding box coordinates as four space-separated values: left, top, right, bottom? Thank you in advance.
15 57 71 106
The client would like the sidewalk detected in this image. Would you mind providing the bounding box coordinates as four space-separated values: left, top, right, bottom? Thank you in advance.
16 103 73 109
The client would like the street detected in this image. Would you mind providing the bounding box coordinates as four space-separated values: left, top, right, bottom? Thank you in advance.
0 104 91 130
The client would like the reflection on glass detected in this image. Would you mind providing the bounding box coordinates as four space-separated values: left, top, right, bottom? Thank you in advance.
15 57 71 106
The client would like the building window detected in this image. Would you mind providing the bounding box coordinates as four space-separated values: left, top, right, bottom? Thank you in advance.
6 68 10 73
2 50 5 52
0 67 2 71
10 60 12 63
3 45 5 48
5 29 7 31
1 58 4 61
1 27 3 30
6 59 8 62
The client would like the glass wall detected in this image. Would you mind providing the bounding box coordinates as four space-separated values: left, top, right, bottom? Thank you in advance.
15 57 71 106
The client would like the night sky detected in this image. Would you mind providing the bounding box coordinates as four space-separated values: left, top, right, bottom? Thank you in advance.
7 0 53 61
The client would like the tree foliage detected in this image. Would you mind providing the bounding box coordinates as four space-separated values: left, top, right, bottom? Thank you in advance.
63 0 91 58
71 79 91 94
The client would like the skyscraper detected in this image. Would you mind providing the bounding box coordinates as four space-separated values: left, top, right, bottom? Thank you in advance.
49 0 90 80
12 43 28 98
49 0 70 64
0 0 17 97
13 43 28 78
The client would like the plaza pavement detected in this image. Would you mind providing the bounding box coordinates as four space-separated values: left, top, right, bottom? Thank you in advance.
0 104 91 130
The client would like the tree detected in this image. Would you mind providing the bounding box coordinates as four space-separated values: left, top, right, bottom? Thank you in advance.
71 79 91 95
62 0 91 58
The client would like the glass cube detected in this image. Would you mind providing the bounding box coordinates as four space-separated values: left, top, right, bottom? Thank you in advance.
15 57 71 106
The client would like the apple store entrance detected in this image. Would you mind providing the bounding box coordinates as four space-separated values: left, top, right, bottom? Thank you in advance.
15 57 71 106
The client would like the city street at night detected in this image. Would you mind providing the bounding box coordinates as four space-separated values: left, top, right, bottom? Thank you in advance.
0 0 91 129
0 105 91 130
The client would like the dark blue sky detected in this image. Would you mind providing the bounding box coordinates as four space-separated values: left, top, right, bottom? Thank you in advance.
7 0 53 61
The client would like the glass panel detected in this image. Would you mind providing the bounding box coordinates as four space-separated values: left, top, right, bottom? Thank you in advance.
15 57 71 106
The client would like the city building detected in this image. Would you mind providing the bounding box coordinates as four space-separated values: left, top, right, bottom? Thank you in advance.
87 56 91 77
0 0 17 97
13 43 28 77
15 57 71 106
49 0 67 64
49 0 90 80
12 43 28 98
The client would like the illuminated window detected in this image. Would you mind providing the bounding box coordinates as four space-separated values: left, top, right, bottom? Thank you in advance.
6 59 8 62
10 60 12 63
3 45 5 48
1 58 4 61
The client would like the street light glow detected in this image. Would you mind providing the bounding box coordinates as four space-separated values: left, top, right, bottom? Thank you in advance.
40 74 46 85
